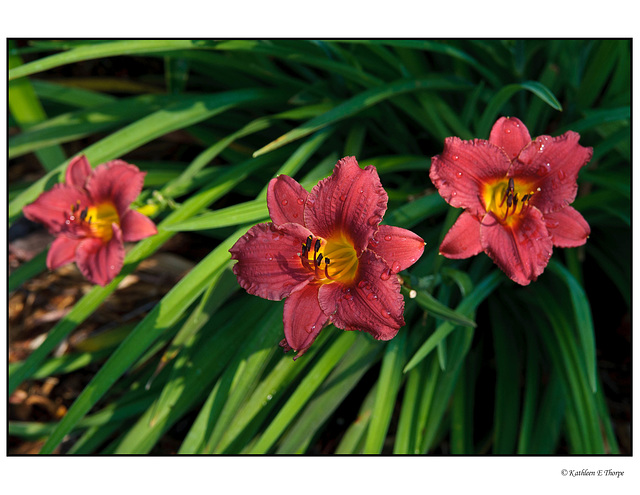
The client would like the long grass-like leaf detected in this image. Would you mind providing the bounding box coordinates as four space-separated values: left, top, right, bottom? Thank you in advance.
253 77 471 157
404 271 502 373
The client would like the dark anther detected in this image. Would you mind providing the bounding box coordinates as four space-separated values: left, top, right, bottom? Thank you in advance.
314 239 321 253
80 207 88 221
324 258 330 265
305 236 312 252
316 253 323 266
508 177 514 192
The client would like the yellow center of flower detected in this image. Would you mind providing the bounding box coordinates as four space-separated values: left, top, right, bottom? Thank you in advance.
481 177 537 226
86 202 120 242
300 233 359 284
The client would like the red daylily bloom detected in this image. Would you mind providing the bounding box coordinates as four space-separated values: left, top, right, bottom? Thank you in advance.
430 117 592 285
230 157 425 359
23 155 157 286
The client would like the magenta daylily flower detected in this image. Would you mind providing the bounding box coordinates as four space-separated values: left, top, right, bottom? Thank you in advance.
23 155 157 286
430 117 592 285
230 156 425 359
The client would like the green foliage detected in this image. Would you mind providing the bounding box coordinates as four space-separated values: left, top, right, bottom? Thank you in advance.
8 39 629 454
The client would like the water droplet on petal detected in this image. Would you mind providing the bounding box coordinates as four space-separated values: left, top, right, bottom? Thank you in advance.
343 293 353 301
453 155 459 161
297 198 304 205
392 261 402 273
557 170 566 180
455 171 463 178
265 253 274 261
451 191 457 197
381 309 391 318
505 128 511 134
367 292 377 301
65 220 71 225
380 269 391 281
358 280 367 289
281 199 288 206
340 194 347 201
384 234 392 242
537 165 549 176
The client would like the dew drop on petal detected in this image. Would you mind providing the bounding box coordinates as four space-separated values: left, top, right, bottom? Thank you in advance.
557 170 566 180
367 292 377 301
384 234 392 241
381 309 391 318
505 128 511 134
380 269 391 281
453 155 459 161
392 261 402 273
358 280 367 289
297 198 304 205
340 194 347 201
455 171 463 178
281 199 288 206
343 293 354 301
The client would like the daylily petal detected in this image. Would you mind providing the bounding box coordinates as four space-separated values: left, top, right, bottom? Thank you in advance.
229 222 315 301
369 225 425 273
267 174 308 226
86 160 146 213
282 284 329 360
75 223 125 286
305 157 388 254
430 137 511 216
47 236 80 270
120 210 158 242
439 211 484 259
22 184 91 235
480 207 553 286
545 206 590 248
318 250 404 340
488 117 531 161
65 155 92 188
511 131 593 213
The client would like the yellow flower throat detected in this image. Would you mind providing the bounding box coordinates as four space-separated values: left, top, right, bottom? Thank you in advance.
482 177 537 225
300 234 358 284
70 201 120 242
